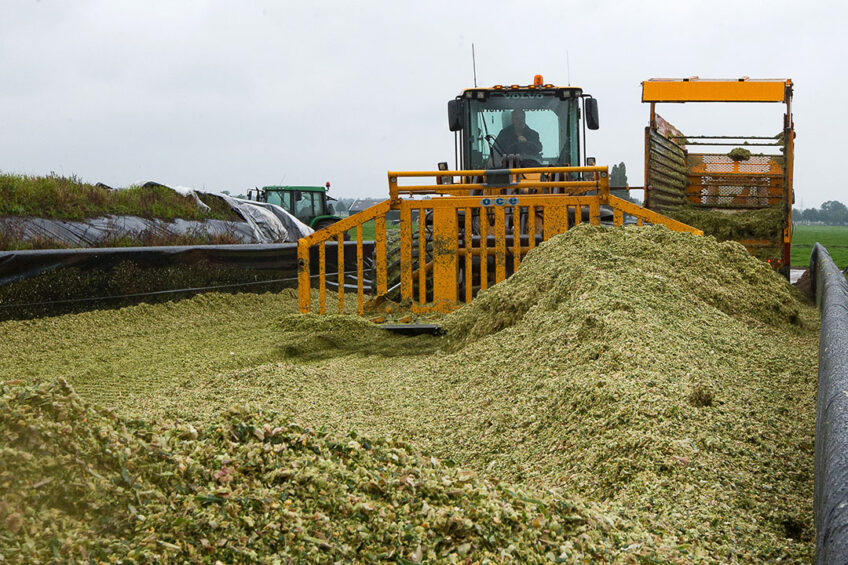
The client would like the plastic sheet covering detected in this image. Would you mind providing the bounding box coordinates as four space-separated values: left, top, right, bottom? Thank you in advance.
0 242 371 287
0 188 312 248
219 194 313 242
0 241 373 319
165 184 313 242
811 242 848 563
0 244 292 286
0 215 258 246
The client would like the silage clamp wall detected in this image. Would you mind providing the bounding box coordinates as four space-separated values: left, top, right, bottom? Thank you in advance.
812 242 848 563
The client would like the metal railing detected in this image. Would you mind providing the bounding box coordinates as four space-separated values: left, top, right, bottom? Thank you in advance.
297 167 702 316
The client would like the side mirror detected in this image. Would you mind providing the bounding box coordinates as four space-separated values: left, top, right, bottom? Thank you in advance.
448 99 465 132
585 98 599 130
436 161 452 185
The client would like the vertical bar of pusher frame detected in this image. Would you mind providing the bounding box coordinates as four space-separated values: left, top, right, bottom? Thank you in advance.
431 205 458 307
512 204 521 273
419 207 426 304
494 206 506 284
400 205 412 301
528 205 536 250
545 205 567 241
375 215 387 296
480 206 488 290
297 240 311 313
319 241 326 314
337 233 344 314
590 200 601 226
464 207 472 304
356 224 363 315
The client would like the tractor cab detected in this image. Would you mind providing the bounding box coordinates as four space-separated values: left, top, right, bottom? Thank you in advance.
448 75 599 170
248 183 342 230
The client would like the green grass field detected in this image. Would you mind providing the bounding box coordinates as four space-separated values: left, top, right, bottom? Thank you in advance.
346 218 378 240
346 218 402 240
792 224 848 268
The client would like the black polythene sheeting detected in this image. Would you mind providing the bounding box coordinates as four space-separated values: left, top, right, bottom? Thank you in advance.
811 243 848 564
0 242 374 287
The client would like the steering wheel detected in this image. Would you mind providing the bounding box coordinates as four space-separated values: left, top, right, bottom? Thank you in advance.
514 139 541 155
518 156 542 167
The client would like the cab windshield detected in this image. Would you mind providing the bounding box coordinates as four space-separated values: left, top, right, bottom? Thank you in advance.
466 91 580 169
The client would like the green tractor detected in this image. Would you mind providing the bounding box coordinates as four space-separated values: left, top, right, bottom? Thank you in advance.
247 182 342 231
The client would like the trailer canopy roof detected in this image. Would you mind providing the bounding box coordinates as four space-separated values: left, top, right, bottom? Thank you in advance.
642 78 792 103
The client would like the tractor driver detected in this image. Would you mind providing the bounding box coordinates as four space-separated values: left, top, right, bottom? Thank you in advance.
493 109 542 159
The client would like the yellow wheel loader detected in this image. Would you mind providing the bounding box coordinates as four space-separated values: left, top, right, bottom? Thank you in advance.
297 75 703 317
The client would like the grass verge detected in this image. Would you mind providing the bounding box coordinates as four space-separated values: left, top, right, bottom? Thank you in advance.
0 173 239 221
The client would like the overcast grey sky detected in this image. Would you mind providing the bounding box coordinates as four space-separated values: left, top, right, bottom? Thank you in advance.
0 0 843 207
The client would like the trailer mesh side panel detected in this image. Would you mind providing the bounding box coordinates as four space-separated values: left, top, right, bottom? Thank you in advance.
686 154 785 209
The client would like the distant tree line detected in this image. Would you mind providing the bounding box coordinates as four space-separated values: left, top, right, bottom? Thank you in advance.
793 201 848 225
609 162 641 204
610 162 627 188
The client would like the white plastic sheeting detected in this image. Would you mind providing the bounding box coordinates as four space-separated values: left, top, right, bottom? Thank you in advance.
219 194 313 242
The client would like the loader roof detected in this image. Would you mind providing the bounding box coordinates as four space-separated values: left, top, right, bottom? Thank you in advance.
458 74 584 99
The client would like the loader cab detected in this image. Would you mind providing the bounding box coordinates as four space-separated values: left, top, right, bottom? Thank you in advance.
448 77 598 170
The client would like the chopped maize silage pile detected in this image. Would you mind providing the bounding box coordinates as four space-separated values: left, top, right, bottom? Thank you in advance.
429 226 816 561
0 224 819 563
444 223 798 343
728 147 753 161
666 205 785 241
1 379 674 564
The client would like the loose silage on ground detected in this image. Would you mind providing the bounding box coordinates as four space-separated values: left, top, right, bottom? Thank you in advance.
2 379 670 564
0 224 819 563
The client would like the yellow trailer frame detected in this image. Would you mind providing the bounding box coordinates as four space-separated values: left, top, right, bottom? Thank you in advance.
297 166 702 316
642 77 794 268
642 77 791 104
